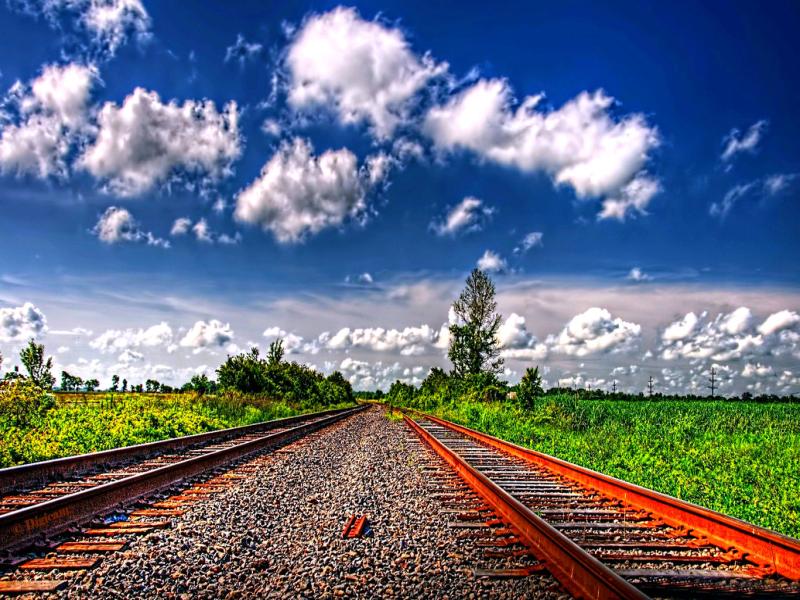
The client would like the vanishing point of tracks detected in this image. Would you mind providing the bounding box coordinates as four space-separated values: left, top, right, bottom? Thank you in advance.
404 409 800 599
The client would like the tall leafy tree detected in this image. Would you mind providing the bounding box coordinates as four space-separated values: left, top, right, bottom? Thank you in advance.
20 339 55 389
267 339 285 367
448 269 504 377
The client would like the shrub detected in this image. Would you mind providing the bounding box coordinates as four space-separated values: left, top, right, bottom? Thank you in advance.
0 378 54 427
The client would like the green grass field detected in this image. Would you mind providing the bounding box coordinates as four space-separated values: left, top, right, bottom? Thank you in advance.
415 396 800 539
0 391 354 468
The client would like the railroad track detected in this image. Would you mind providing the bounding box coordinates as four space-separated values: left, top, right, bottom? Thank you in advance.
403 410 800 599
0 405 365 557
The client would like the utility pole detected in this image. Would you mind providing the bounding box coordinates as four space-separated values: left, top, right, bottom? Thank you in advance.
611 380 617 393
708 367 717 397
647 376 654 397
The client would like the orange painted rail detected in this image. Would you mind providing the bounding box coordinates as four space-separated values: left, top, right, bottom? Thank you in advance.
407 409 800 581
404 415 649 600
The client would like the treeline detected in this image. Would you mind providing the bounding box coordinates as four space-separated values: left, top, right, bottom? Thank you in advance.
0 338 354 427
212 342 354 406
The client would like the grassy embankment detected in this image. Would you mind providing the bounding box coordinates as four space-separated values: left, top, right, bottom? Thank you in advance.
402 396 800 539
0 392 354 468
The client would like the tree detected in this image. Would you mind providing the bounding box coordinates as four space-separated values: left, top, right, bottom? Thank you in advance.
217 347 266 393
122 378 128 392
20 340 55 389
110 375 119 392
186 373 215 395
145 379 160 392
517 366 544 410
448 269 503 377
85 379 99 392
60 371 83 391
267 339 285 367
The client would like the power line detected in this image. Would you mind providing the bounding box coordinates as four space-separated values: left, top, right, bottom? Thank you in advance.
647 376 654 397
611 380 617 394
708 367 717 397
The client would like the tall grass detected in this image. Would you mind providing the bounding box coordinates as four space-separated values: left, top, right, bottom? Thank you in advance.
425 395 800 539
0 392 354 468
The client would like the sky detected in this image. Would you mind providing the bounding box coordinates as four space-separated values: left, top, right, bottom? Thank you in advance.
0 0 799 395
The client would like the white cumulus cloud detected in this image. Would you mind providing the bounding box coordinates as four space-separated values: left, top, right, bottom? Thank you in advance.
424 80 660 219
286 6 446 138
90 321 173 353
180 320 234 352
79 87 241 196
92 206 168 247
477 249 507 273
0 302 48 342
234 137 370 244
0 63 96 178
547 307 641 356
660 307 800 362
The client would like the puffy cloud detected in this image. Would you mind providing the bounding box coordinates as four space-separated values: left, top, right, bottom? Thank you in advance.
337 357 425 390
170 217 239 245
179 320 234 351
627 267 652 282
78 87 241 196
513 231 543 254
758 310 800 336
92 206 169 247
662 312 700 342
497 313 548 361
263 326 307 354
741 362 773 378
547 307 641 356
721 119 767 162
0 302 48 342
476 250 507 273
225 33 263 65
424 80 660 218
322 324 440 356
660 307 800 362
431 196 494 236
234 137 369 244
0 63 96 178
90 321 173 353
597 174 661 221
286 6 445 138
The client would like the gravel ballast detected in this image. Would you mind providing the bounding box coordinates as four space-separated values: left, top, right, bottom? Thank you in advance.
54 407 564 599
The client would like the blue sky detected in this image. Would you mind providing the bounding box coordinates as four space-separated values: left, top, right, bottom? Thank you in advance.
0 0 798 395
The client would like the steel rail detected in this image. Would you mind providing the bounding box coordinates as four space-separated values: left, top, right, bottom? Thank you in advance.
0 406 356 495
406 409 800 580
403 414 649 600
0 406 366 554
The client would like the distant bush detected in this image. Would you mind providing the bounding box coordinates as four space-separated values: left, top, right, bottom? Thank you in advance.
216 347 353 407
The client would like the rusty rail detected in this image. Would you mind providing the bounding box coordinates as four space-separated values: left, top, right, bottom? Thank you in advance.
404 414 648 600
0 406 366 554
0 406 357 495
405 408 800 581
